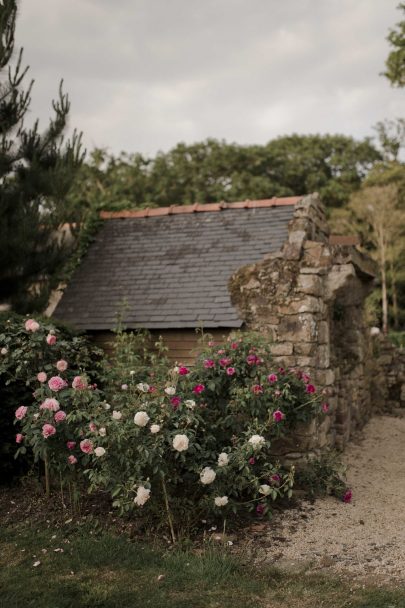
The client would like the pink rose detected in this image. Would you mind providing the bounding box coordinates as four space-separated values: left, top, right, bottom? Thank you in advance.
16 433 24 444
226 367 235 376
270 473 281 484
178 366 189 375
301 373 311 384
343 489 352 503
252 384 263 395
322 402 329 413
203 359 215 369
248 457 255 465
121 383 128 390
40 398 60 411
267 373 278 383
246 354 259 366
193 384 205 394
42 424 56 438
89 422 97 432
273 409 285 422
15 406 27 420
72 376 88 390
219 357 232 367
217 349 225 355
25 319 40 332
48 376 67 392
256 504 265 516
37 372 47 383
274 390 281 398
66 441 76 450
278 367 286 375
148 386 156 393
306 384 316 394
230 342 239 350
46 334 57 346
54 410 66 423
80 439 93 454
56 360 68 372
68 455 78 465
170 396 181 408
208 340 215 347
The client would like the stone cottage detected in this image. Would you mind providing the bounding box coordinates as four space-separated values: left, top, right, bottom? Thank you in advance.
54 193 403 459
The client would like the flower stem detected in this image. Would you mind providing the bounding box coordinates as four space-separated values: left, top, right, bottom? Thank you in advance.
44 453 50 498
161 476 176 544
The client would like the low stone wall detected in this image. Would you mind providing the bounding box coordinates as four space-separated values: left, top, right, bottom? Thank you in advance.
229 193 382 463
370 334 405 413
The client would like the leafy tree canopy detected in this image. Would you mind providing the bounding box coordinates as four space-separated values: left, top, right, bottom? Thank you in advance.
383 2 405 87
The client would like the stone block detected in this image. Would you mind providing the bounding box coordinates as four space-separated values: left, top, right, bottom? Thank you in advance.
317 321 329 344
270 342 294 356
278 314 317 343
297 274 323 296
293 342 316 356
316 345 330 369
314 369 335 386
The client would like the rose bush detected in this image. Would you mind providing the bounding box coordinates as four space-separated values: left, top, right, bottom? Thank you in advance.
8 323 329 535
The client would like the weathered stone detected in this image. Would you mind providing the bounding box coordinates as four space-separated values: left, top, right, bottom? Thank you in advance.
316 345 330 369
297 274 323 296
293 342 316 356
270 342 293 356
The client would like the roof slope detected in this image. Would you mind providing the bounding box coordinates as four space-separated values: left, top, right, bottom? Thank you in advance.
54 198 299 330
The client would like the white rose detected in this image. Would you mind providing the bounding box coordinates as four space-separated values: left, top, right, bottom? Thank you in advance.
200 467 216 485
104 403 111 410
164 386 176 395
214 496 228 507
217 452 229 467
33 413 39 420
112 410 122 420
94 447 106 457
259 484 271 496
248 434 265 448
150 424 161 434
172 434 189 452
134 411 150 427
130 370 135 376
134 486 151 506
184 400 196 410
136 382 150 392
99 427 106 437
1 347 8 355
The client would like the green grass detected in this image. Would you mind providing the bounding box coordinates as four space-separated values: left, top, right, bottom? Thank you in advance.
0 523 404 608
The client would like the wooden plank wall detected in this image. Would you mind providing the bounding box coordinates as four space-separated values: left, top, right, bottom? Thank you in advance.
90 328 231 365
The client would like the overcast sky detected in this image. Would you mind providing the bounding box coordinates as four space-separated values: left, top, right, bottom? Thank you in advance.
14 0 404 157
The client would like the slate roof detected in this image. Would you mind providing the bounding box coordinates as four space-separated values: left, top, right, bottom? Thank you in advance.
54 197 299 330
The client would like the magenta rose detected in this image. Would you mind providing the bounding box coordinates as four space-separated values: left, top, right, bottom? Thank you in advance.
306 384 316 394
80 439 93 454
42 424 56 439
343 489 352 503
248 457 255 465
178 366 189 375
219 357 232 367
246 354 259 365
203 359 215 369
322 402 329 413
54 410 66 423
37 372 47 383
72 376 88 390
256 504 265 516
252 384 263 395
267 373 278 383
193 384 205 394
270 473 281 484
272 409 285 422
48 376 67 392
16 433 24 444
230 342 239 350
46 334 57 346
66 441 76 450
170 396 181 408
301 373 311 384
56 360 68 372
226 367 235 376
15 406 27 420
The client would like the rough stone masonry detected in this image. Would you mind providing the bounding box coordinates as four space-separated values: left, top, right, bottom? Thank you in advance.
229 193 404 464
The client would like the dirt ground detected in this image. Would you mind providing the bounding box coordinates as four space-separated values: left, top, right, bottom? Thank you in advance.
254 415 405 584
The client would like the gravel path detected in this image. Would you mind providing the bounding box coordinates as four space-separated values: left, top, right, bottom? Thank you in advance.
258 415 405 583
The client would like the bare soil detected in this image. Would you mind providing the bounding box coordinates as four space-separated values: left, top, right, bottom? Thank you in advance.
253 414 405 584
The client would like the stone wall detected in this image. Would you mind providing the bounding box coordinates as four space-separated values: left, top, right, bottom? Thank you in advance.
370 334 405 413
229 193 380 463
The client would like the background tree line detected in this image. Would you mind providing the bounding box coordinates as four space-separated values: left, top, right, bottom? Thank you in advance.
1 0 404 334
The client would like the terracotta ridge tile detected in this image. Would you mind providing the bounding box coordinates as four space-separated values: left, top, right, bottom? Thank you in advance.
99 196 302 219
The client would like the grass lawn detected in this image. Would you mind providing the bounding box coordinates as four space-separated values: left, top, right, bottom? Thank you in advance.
0 522 404 608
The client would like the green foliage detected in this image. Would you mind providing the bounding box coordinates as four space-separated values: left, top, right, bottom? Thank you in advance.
383 2 405 87
295 451 347 499
67 135 380 218
0 0 83 312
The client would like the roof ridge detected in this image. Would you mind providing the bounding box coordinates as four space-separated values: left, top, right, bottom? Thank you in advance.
99 196 302 220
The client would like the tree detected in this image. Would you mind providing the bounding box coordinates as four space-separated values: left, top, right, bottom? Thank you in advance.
374 118 405 161
0 0 83 312
349 185 404 333
383 2 405 87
